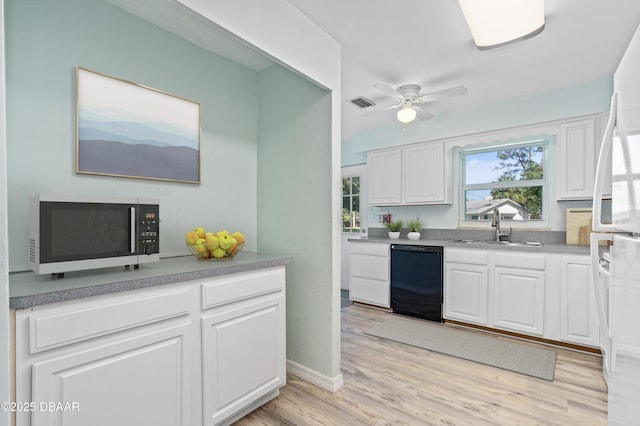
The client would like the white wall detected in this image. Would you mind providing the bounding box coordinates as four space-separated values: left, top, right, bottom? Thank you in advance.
5 0 259 270
174 0 344 385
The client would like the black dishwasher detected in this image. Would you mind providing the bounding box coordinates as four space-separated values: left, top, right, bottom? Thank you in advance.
390 244 443 322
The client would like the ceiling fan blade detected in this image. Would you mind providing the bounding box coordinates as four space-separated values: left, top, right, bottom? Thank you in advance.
373 83 404 100
417 86 467 103
413 104 434 121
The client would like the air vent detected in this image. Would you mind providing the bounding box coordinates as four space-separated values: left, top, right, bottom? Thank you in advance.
347 96 375 109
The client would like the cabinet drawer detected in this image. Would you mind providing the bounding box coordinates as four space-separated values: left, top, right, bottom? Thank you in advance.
201 267 285 310
349 277 390 307
25 287 191 354
349 254 389 281
493 252 545 270
445 248 488 265
349 242 389 257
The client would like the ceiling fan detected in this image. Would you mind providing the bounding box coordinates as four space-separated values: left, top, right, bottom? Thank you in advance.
373 83 467 123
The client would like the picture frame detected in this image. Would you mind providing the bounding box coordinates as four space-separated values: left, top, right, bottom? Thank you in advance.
76 66 201 183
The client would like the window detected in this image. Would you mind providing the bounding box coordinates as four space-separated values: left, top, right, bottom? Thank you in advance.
342 176 360 233
462 141 546 222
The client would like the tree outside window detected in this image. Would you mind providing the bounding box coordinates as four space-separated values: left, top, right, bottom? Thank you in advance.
342 176 360 232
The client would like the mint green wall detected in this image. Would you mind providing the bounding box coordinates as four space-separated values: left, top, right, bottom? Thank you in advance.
256 65 334 376
342 77 613 166
5 0 259 270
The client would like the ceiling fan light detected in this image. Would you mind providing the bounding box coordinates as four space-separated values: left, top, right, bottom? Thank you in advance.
397 106 417 123
458 0 545 50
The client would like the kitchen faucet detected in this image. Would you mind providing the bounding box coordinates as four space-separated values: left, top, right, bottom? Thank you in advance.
491 207 512 242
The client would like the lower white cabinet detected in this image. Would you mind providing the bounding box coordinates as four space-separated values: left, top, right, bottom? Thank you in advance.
444 248 489 325
444 248 546 337
14 266 287 426
558 255 599 347
444 249 600 347
348 242 390 307
493 266 545 336
201 291 285 425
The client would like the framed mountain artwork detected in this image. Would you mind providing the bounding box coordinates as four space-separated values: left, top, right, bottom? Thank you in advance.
76 66 201 183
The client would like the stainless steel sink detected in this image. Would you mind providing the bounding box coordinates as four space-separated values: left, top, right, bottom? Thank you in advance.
452 239 543 247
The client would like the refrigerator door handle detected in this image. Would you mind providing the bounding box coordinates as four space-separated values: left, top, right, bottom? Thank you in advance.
590 232 613 341
593 92 620 232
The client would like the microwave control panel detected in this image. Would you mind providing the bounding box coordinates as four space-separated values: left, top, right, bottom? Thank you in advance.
138 204 160 255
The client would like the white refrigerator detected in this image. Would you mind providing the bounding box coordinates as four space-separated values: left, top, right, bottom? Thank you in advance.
591 24 640 426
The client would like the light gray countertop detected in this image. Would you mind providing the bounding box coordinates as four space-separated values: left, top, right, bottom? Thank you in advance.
348 237 591 255
9 252 294 309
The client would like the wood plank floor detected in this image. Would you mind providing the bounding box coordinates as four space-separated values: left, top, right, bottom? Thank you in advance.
235 303 608 425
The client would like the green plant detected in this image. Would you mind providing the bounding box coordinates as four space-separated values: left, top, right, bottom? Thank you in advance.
407 218 422 233
385 220 402 232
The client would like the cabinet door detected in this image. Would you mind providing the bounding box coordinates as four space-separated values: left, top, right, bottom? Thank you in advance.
444 263 488 325
403 142 449 204
201 293 286 426
348 243 389 307
493 267 545 336
29 323 192 426
557 119 596 200
368 148 402 205
560 256 599 347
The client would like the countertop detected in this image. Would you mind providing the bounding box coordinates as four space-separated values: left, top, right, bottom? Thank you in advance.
9 252 294 309
348 237 591 255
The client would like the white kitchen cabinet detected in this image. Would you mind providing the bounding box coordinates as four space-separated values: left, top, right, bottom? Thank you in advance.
15 285 195 426
444 248 489 325
14 266 287 426
367 148 402 205
403 142 450 204
492 252 546 336
367 142 451 206
201 268 286 426
558 255 599 347
556 118 597 200
348 242 390 307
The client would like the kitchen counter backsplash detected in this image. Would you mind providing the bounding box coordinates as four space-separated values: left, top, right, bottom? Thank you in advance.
366 227 567 245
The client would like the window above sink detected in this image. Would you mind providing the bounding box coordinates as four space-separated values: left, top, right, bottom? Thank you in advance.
460 139 548 228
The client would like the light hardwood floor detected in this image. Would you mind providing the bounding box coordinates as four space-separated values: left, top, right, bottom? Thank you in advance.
236 303 607 425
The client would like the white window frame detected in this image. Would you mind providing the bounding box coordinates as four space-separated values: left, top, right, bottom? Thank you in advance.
459 139 549 229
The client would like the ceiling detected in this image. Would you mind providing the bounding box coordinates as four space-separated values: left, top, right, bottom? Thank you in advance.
286 0 640 141
112 0 640 142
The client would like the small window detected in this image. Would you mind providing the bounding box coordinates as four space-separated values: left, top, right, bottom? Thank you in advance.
462 141 546 221
342 176 360 233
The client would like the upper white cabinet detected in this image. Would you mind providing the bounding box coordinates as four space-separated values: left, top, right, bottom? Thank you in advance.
556 115 611 200
368 142 451 206
367 148 402 205
556 118 596 200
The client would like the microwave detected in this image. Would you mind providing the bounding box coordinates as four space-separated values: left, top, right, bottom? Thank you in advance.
29 194 160 277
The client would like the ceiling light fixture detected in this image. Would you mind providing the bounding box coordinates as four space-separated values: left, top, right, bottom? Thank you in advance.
458 0 545 50
397 106 416 124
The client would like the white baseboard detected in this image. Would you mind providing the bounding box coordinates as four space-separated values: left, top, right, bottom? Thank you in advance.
286 359 344 392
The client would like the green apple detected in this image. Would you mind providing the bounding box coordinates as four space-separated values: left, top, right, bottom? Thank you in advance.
194 227 205 239
193 238 207 254
185 230 199 245
219 234 233 250
205 233 219 250
212 247 226 259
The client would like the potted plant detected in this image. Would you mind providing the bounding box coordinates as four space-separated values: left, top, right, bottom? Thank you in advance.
407 218 422 240
385 220 402 239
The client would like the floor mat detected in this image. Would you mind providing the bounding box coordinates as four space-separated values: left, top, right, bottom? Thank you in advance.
366 316 556 381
